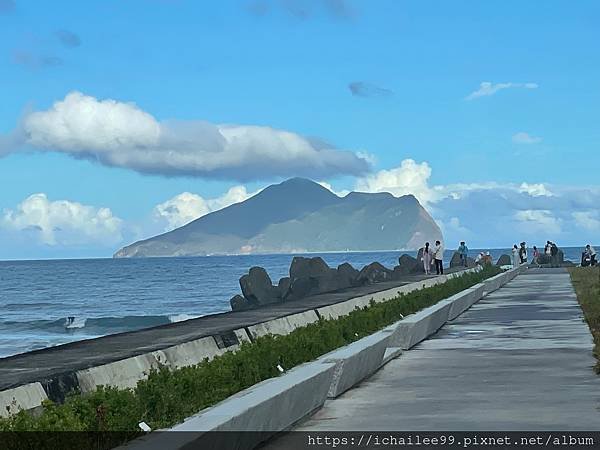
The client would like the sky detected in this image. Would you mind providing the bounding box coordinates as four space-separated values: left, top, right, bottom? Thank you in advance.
1 0 599 259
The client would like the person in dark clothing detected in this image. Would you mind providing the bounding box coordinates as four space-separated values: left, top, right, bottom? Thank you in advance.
433 240 444 275
550 242 559 267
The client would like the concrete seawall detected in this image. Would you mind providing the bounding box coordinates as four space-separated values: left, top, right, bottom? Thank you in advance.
0 265 492 419
121 265 522 450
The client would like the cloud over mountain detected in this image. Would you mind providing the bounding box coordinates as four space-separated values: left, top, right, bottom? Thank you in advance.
3 92 370 181
352 159 599 247
154 186 256 231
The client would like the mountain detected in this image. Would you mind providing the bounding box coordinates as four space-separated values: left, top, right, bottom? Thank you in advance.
114 178 443 257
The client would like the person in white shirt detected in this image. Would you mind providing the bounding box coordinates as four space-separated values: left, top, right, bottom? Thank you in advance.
586 244 597 266
433 240 444 275
512 244 519 268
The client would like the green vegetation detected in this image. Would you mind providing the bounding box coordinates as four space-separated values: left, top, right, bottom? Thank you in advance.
569 267 600 372
0 266 500 447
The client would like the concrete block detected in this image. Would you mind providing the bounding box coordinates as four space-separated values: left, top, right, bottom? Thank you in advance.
443 284 485 320
319 329 392 398
75 332 250 393
366 285 412 304
76 353 162 393
247 310 320 339
387 301 452 350
120 362 337 450
483 272 508 294
159 336 226 370
316 296 373 320
0 382 48 418
382 347 403 365
317 274 449 320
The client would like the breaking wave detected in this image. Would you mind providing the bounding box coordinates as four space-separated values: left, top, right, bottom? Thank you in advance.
1 313 202 336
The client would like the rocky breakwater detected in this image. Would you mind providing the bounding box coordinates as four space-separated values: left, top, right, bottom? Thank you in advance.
230 254 428 311
449 252 477 268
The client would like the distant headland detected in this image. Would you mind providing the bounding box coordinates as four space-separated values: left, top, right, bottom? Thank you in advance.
114 178 442 258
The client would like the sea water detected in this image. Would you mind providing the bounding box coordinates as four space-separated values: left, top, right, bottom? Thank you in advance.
0 248 585 358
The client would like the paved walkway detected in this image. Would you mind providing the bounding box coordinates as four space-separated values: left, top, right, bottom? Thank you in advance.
289 268 600 431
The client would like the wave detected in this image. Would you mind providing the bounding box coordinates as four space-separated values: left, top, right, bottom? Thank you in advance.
168 313 201 323
1 313 202 336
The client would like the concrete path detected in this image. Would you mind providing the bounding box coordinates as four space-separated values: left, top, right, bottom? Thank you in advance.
288 268 600 431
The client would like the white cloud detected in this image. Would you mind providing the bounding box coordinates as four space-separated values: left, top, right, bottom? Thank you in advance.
153 186 255 231
352 158 600 247
512 132 542 144
354 159 436 204
7 91 370 180
572 211 600 232
466 81 538 100
1 193 122 246
518 182 553 197
317 181 350 197
514 209 562 235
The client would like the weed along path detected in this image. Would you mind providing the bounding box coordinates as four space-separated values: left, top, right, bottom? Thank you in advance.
276 268 600 434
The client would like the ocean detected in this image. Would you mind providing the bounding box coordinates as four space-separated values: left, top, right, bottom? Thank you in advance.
0 247 586 358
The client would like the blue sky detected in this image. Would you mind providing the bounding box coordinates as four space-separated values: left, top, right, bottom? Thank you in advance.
1 0 599 259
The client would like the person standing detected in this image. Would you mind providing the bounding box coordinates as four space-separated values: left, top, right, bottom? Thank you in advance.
458 241 469 266
519 242 528 264
550 242 559 267
586 244 597 266
512 244 519 268
433 240 444 275
422 242 433 275
532 246 540 265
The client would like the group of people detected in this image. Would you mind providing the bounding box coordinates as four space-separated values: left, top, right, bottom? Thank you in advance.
582 244 597 267
419 239 597 274
512 242 529 267
420 240 493 276
529 241 559 266
421 240 445 275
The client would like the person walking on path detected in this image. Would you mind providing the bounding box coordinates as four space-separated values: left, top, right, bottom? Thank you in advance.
512 244 519 268
586 244 597 266
433 240 444 275
422 242 433 275
458 241 469 267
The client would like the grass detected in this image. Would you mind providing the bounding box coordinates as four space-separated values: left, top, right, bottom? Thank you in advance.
569 267 600 372
0 266 500 448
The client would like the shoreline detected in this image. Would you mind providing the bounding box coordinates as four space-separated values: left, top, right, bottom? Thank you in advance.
0 246 588 263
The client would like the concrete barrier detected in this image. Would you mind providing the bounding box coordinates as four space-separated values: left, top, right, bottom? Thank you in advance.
121 362 337 450
482 271 507 294
443 284 485 320
316 273 453 319
0 382 48 418
319 329 392 398
316 295 374 320
76 330 254 392
75 353 163 393
246 310 320 339
386 301 452 350
158 336 227 370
